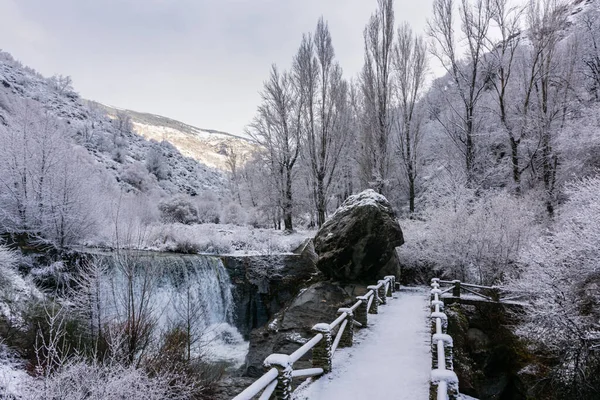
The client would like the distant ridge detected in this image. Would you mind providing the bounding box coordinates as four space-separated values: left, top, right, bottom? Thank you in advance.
90 102 257 171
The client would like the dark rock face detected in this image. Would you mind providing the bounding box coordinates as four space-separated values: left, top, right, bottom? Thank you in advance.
314 189 404 282
209 377 257 400
221 240 319 339
244 281 367 377
446 303 529 400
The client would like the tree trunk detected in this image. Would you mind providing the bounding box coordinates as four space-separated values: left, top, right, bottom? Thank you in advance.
317 175 326 227
284 167 293 231
510 136 521 194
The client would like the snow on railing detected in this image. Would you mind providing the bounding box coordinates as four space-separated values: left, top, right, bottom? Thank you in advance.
232 275 396 400
430 278 459 400
437 279 501 302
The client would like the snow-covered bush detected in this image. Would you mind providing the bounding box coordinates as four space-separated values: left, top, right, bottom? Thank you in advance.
398 183 539 284
0 246 33 325
158 195 199 225
149 223 311 255
196 198 221 224
21 360 195 400
220 202 246 226
0 245 18 287
513 175 600 397
145 146 169 181
120 162 156 193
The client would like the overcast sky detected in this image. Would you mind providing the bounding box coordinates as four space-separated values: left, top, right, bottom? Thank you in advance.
0 0 434 135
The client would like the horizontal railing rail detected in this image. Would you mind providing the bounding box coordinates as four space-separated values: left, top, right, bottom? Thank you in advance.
232 275 396 400
437 279 502 302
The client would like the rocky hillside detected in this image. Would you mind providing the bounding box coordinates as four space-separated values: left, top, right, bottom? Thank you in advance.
0 50 227 197
93 103 257 171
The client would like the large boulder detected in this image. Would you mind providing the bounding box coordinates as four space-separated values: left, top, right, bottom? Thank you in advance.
243 281 366 377
313 189 404 282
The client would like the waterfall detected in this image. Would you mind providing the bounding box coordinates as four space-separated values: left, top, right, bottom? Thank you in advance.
98 251 248 366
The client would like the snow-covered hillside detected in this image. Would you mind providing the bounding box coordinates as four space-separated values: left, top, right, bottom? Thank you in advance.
94 103 257 171
0 51 227 197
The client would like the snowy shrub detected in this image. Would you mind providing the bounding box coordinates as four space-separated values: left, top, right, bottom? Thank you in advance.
149 224 310 255
398 184 539 284
220 202 246 226
145 147 169 181
22 360 195 400
120 162 156 193
111 146 127 163
158 195 199 225
196 199 221 224
512 175 600 397
0 245 18 287
0 246 36 325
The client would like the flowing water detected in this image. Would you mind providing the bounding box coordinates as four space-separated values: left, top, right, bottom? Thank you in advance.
97 251 248 367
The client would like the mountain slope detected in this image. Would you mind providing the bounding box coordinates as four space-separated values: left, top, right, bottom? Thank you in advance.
93 103 257 171
0 51 227 197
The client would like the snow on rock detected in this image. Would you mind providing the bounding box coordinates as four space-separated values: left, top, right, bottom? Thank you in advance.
292 287 430 400
313 189 404 282
328 189 391 219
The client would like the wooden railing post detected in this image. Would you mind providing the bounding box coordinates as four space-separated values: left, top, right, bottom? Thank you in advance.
385 275 396 296
490 286 500 302
263 354 292 400
337 308 354 348
431 311 448 334
452 280 461 298
355 295 369 327
377 280 387 305
433 333 454 371
311 323 332 373
367 286 380 314
384 275 395 296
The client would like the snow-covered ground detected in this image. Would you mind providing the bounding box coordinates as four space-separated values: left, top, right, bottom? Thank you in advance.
293 287 431 400
144 223 314 255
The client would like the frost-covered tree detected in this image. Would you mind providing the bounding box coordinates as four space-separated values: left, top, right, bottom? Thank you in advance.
428 0 492 186
360 0 396 194
295 18 351 226
246 66 303 231
0 102 98 247
526 0 575 217
393 23 428 213
514 175 600 398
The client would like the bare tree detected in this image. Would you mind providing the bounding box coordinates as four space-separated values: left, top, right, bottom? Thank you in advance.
0 102 97 246
296 18 351 226
361 0 395 194
246 66 303 231
526 0 573 216
581 13 600 101
484 0 527 192
428 0 492 186
225 145 244 206
393 23 428 213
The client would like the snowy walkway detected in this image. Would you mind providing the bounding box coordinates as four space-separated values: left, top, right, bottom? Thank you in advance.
293 287 430 400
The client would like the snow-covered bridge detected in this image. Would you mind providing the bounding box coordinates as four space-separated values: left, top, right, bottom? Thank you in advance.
231 277 515 400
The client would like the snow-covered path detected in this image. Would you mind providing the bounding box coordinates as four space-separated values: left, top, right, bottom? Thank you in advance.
293 287 430 400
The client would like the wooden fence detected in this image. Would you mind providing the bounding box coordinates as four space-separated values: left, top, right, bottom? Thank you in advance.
232 275 397 400
430 278 459 400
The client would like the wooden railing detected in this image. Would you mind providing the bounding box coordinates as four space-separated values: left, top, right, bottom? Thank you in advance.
232 275 397 400
430 278 459 400
437 279 501 302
